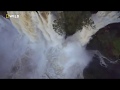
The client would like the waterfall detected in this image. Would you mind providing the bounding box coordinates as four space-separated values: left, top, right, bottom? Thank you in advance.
0 11 120 79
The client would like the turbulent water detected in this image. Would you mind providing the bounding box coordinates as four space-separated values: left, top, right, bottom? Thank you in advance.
0 11 120 79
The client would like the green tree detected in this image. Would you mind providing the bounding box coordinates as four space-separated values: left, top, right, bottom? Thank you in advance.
53 11 94 38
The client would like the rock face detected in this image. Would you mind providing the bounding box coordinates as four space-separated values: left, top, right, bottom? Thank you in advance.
87 23 120 60
84 56 120 79
85 23 120 79
0 11 120 79
0 11 7 18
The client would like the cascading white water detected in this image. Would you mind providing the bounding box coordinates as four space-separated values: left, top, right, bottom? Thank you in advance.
0 11 120 79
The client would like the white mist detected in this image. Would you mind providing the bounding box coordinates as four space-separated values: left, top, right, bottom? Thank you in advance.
0 11 120 78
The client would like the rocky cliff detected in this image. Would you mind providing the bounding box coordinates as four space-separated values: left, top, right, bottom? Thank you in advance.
87 23 120 60
85 23 120 79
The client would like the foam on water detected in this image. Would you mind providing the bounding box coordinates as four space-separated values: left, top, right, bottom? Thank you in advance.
0 11 120 78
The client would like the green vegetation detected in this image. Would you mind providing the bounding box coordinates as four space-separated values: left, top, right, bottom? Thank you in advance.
97 32 120 57
112 38 120 56
53 11 93 38
87 28 120 60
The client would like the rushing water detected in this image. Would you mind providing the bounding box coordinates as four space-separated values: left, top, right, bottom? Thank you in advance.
0 11 120 79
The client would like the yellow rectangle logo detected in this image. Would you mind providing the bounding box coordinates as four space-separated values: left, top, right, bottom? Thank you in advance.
6 14 19 19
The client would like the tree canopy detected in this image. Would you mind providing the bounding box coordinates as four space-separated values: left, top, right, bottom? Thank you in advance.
53 11 93 38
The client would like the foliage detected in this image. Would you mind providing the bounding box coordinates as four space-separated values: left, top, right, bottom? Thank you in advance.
112 38 120 56
53 11 93 38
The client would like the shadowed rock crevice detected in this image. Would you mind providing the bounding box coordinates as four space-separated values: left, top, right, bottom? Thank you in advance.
0 11 7 18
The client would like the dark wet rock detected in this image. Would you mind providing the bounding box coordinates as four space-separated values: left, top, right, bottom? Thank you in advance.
90 11 98 14
0 11 7 18
84 56 120 79
84 23 120 79
87 23 120 61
